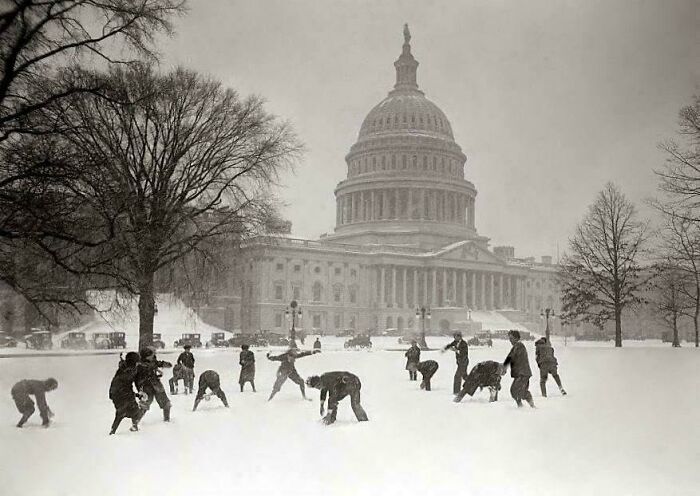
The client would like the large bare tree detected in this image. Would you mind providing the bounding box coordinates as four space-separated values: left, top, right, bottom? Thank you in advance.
652 262 691 347
558 183 649 347
43 65 301 347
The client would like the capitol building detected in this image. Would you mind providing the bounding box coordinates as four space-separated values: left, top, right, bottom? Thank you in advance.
231 26 559 336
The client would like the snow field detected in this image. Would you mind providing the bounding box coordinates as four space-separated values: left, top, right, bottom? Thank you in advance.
0 339 698 496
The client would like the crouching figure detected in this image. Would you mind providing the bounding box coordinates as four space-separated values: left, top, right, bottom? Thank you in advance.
306 372 369 425
453 360 504 403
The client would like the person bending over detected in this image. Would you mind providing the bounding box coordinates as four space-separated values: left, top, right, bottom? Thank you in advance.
306 372 368 425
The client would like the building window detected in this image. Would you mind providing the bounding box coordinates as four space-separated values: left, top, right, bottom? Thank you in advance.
314 266 321 274
276 263 284 271
292 286 301 300
333 285 342 303
334 267 341 276
349 287 357 304
275 313 283 328
350 269 357 277
334 314 341 329
294 264 301 272
313 315 321 329
313 282 322 302
275 284 283 300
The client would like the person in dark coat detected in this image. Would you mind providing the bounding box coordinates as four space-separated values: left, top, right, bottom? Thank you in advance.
443 331 469 394
535 337 567 397
169 363 195 395
11 378 58 428
192 370 229 411
454 360 503 403
417 360 439 391
109 352 144 434
404 340 421 381
306 372 368 425
136 347 173 421
239 344 256 392
503 330 535 408
313 338 322 350
266 347 321 401
176 345 195 393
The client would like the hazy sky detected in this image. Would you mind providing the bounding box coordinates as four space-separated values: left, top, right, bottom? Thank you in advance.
159 0 698 259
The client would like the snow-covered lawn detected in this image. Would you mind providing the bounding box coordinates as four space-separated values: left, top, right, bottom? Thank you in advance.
0 338 697 496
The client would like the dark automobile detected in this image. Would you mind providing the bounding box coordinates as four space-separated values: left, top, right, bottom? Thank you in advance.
152 333 165 349
228 333 269 348
174 333 202 348
109 331 126 348
0 332 18 348
207 332 229 348
25 330 53 350
91 332 112 349
344 335 372 349
61 331 88 350
264 333 288 347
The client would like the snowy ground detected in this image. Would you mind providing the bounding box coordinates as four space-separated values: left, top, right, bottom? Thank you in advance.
0 337 698 496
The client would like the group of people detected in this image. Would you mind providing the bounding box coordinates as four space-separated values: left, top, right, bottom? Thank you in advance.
404 330 567 407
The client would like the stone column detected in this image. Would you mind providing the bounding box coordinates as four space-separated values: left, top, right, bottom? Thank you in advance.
451 269 457 305
480 272 486 310
420 189 426 220
423 269 428 306
431 269 437 306
379 266 385 306
402 267 407 308
499 274 505 309
413 268 418 307
489 273 495 310
408 189 413 220
393 189 399 219
462 270 467 307
382 190 389 220
391 266 397 306
360 191 366 222
336 197 340 225
441 269 447 306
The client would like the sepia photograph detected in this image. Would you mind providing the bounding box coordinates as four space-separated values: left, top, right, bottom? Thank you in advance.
0 1 698 495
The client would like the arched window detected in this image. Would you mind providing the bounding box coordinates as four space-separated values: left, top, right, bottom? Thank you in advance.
381 156 386 169
423 156 428 169
313 282 322 302
391 155 396 169
402 155 407 169
412 155 417 168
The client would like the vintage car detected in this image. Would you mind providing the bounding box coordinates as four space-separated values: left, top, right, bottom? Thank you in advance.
152 333 165 349
344 334 372 349
60 331 88 350
109 331 126 348
207 332 229 348
467 336 492 347
91 332 112 349
228 333 270 348
174 333 202 348
263 332 288 347
25 330 53 350
0 332 18 348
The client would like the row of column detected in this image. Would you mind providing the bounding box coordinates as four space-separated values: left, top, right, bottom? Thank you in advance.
337 188 475 228
374 266 525 311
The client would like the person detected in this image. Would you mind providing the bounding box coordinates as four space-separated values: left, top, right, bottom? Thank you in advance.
169 363 195 395
404 340 421 381
313 338 322 350
109 352 144 434
306 372 368 425
239 344 256 392
11 377 58 428
192 370 229 411
417 360 439 391
266 347 321 401
535 337 567 397
176 344 195 393
454 360 503 403
503 330 535 408
443 331 469 394
136 347 173 421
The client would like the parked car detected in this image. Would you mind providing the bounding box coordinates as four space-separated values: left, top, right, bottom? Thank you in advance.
91 332 112 349
467 336 492 347
25 330 53 350
152 333 165 349
264 333 289 347
227 333 269 348
344 335 372 349
397 335 421 345
109 331 127 349
61 332 88 350
207 332 229 348
174 333 202 348
0 332 18 348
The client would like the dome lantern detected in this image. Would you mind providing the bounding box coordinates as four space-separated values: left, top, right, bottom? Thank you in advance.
393 23 419 92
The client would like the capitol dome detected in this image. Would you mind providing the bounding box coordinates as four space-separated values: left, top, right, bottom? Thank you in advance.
329 25 480 250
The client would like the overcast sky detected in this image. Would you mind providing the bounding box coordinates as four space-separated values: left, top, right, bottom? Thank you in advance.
159 0 698 259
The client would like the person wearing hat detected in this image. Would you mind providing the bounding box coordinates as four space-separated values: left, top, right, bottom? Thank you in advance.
266 346 321 401
11 377 58 428
305 371 368 425
136 347 172 421
535 337 566 397
313 338 322 351
109 352 144 434
443 331 469 394
404 340 421 381
174 344 195 394
238 344 256 392
192 370 229 411
503 330 535 408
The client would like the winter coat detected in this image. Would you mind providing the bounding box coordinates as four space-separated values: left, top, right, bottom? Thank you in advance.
504 341 532 378
444 338 469 365
316 371 361 402
198 370 221 389
11 380 52 415
136 358 172 390
239 350 256 382
109 364 139 404
535 339 558 368
313 340 322 350
267 349 316 372
462 360 502 395
405 345 421 370
177 351 195 369
417 360 439 377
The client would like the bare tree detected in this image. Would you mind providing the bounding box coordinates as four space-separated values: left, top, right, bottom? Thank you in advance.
42 65 301 347
0 0 185 142
558 183 649 347
655 95 700 221
652 262 691 347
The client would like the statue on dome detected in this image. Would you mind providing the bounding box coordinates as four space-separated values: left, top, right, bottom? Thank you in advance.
403 23 411 44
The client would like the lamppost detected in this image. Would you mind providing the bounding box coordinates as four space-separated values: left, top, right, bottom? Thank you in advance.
415 306 431 350
285 300 302 347
540 308 556 342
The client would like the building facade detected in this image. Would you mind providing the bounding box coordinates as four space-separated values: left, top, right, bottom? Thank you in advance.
232 26 560 335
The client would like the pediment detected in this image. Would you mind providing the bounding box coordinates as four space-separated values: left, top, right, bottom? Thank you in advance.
430 241 505 265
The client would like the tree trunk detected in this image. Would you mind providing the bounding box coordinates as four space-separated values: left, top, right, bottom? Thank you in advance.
614 307 622 347
138 273 156 350
672 315 680 348
694 313 699 348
